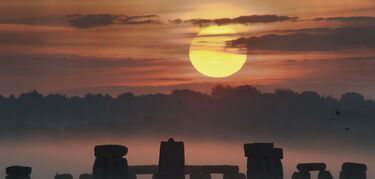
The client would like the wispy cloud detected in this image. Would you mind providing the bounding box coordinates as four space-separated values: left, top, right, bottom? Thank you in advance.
229 26 375 51
313 16 375 22
169 15 298 27
0 14 161 29
66 14 161 28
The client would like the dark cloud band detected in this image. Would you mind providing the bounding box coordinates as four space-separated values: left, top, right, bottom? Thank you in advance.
65 14 161 28
228 26 375 52
313 16 375 22
170 15 298 27
0 14 161 29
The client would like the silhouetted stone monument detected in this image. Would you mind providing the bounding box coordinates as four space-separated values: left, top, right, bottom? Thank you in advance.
292 163 333 179
224 172 248 179
190 172 211 179
128 165 158 174
93 144 129 179
128 173 137 179
55 173 73 179
297 163 326 172
236 173 247 179
291 171 310 179
6 166 32 179
155 138 185 179
244 143 283 179
79 174 93 179
128 165 244 179
318 171 333 179
339 162 367 179
273 148 283 179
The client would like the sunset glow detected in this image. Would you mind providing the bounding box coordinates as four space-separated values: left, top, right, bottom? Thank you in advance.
189 26 247 77
0 0 375 178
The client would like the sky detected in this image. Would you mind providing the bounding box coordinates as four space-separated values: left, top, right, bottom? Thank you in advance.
0 1 375 178
1 0 375 98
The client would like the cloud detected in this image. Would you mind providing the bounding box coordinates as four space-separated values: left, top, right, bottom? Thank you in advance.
170 15 298 27
65 14 161 28
313 16 375 22
228 26 375 51
0 14 161 29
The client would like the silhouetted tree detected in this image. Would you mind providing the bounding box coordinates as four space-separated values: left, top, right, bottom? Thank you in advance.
0 85 372 151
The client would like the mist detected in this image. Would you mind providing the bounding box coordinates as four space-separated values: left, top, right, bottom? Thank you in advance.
0 138 373 179
0 85 374 178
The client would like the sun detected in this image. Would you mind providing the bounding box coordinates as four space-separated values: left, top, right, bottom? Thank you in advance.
189 26 247 78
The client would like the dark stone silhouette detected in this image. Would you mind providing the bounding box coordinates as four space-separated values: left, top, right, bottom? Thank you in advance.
79 174 93 179
244 143 283 179
95 144 128 158
293 163 333 179
339 162 367 179
318 171 333 179
128 165 158 175
187 165 239 174
291 172 310 179
128 165 244 179
297 163 326 172
55 173 73 179
128 173 137 179
128 165 158 179
223 173 247 179
6 166 32 179
93 144 129 179
189 172 211 179
236 173 246 179
273 148 283 179
155 138 185 179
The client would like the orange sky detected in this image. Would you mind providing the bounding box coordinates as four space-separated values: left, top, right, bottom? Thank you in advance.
1 0 375 98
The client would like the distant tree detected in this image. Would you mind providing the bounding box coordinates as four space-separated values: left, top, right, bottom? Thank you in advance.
301 91 320 98
117 93 135 100
340 92 364 103
274 88 298 96
171 89 207 98
211 85 232 99
231 85 260 96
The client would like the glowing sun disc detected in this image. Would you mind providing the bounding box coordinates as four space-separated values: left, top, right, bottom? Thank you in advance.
189 26 247 78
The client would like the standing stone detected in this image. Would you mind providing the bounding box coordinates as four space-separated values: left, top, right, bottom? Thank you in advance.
224 172 247 179
128 173 137 179
297 163 326 172
293 163 332 179
79 174 93 179
93 144 129 179
235 173 247 179
339 162 367 179
318 171 333 179
291 172 310 179
244 143 283 179
273 148 283 179
6 166 32 179
190 172 211 179
223 172 236 179
55 174 73 179
155 138 185 179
